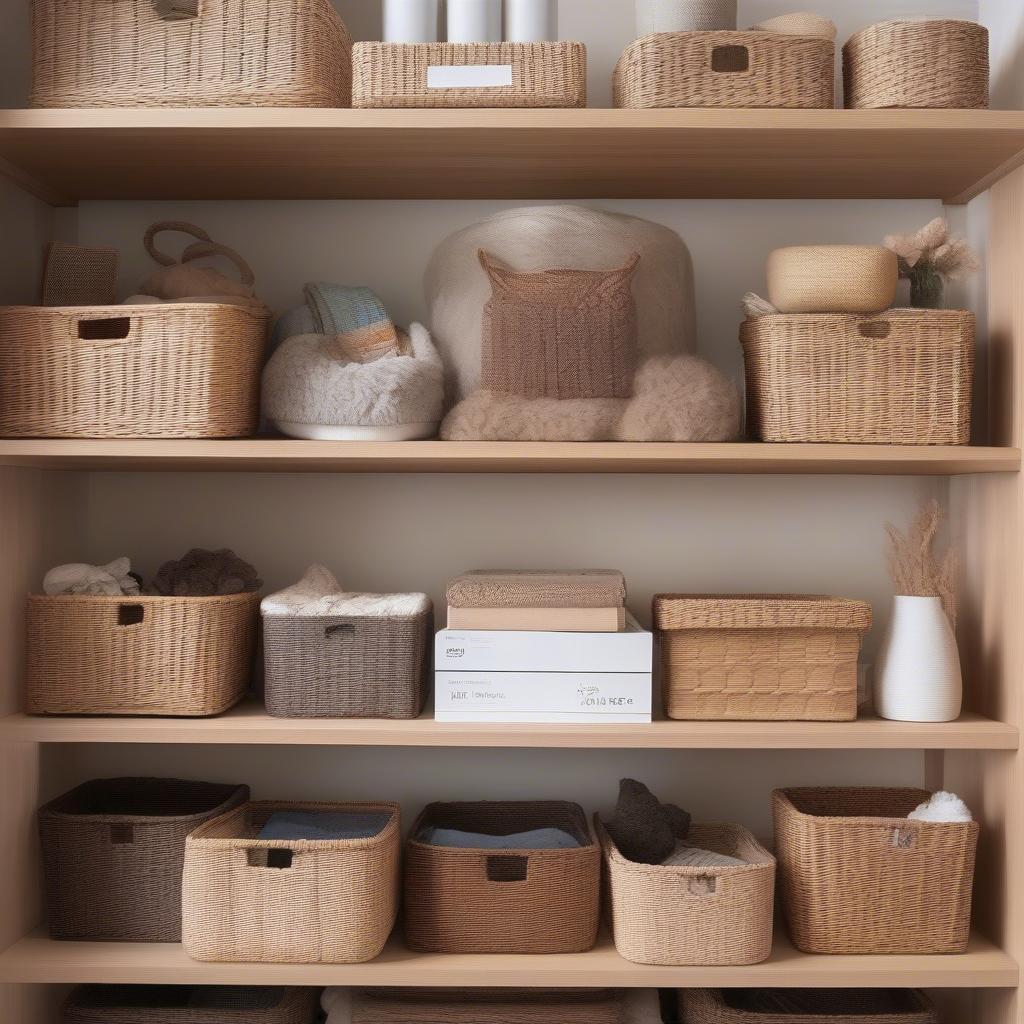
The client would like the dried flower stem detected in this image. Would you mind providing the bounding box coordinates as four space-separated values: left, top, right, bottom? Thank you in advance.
885 500 958 624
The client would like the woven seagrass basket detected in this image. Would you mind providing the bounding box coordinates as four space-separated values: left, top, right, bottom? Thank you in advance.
773 787 978 954
0 304 269 438
654 595 871 722
27 592 260 717
404 801 600 954
614 32 834 108
183 800 401 963
40 778 248 942
353 42 586 108
31 0 352 108
679 989 939 1024
741 310 975 445
598 819 775 966
843 20 988 109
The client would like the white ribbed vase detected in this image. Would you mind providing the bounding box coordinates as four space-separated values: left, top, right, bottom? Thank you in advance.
635 0 737 35
875 596 962 722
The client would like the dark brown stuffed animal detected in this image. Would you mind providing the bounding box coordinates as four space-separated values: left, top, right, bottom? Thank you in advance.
605 778 691 865
145 548 261 597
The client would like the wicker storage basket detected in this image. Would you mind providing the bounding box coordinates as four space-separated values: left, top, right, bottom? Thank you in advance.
26 592 260 717
0 304 268 439
843 20 989 110
39 777 248 942
183 800 401 963
598 819 775 966
404 801 600 954
62 985 319 1024
353 42 586 108
773 787 979 954
679 988 939 1024
31 0 352 108
653 595 871 722
741 310 975 445
614 32 834 109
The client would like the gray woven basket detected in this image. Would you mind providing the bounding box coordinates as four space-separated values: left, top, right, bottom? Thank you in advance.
62 986 319 1023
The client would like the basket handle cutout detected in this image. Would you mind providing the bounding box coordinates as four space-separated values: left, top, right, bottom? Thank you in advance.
325 623 355 639
117 604 144 626
78 317 132 342
859 321 892 340
891 828 916 850
248 848 294 869
687 876 717 896
151 0 200 20
711 46 750 73
109 823 134 845
486 855 528 882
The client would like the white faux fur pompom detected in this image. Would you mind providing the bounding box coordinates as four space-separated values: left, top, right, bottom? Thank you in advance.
908 791 973 823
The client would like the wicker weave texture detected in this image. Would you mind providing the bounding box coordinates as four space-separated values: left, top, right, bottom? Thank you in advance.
40 778 248 942
614 32 834 109
42 243 120 307
0 304 268 439
843 20 989 110
263 607 431 719
404 801 600 954
741 310 975 445
773 788 978 954
767 246 898 315
183 800 400 963
353 42 586 108
679 988 939 1024
654 595 870 722
599 819 775 966
27 593 260 717
31 0 352 108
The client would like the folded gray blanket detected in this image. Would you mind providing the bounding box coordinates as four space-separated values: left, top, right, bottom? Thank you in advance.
257 811 390 842
417 826 581 850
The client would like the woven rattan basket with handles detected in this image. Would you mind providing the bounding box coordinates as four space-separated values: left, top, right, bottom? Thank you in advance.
26 592 260 717
679 988 939 1024
773 787 978 954
39 777 248 942
598 818 775 966
31 0 352 108
843 20 989 110
183 800 401 963
614 32 834 108
653 595 871 722
741 310 975 445
62 985 319 1024
404 801 600 954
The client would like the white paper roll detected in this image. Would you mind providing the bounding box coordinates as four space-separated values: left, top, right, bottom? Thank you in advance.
384 0 440 43
447 0 502 42
504 0 558 42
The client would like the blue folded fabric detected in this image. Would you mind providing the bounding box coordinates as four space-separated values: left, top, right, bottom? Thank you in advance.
418 826 581 850
256 811 390 842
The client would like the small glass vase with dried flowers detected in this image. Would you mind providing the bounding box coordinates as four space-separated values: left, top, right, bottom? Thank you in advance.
884 217 979 309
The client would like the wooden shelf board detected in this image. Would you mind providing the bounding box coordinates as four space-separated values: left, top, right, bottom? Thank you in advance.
1 708 1016 750
0 440 1016 476
2 109 1024 206
0 930 1015 988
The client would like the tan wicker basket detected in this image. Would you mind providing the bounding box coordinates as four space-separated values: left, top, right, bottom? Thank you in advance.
679 989 939 1024
741 310 975 445
654 595 871 722
31 0 353 108
598 818 775 966
614 32 834 108
404 801 600 954
26 592 259 717
182 800 401 963
353 989 626 1024
844 20 989 110
773 787 978 954
0 304 268 439
353 42 586 109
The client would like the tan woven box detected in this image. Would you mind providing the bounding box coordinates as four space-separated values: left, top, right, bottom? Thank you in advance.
27 593 260 717
182 800 401 963
0 304 268 439
31 0 352 108
353 42 586 109
654 595 871 722
598 819 775 966
773 788 978 954
741 310 975 445
404 801 600 954
614 32 834 109
680 989 939 1024
352 989 626 1024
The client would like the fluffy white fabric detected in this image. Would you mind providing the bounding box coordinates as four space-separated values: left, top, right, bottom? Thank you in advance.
426 205 697 401
321 988 351 1021
261 564 430 618
662 841 746 868
908 791 973 823
441 392 627 441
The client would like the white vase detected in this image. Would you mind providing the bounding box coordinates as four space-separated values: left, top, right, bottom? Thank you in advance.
447 0 502 42
875 595 962 722
384 0 440 43
505 0 558 42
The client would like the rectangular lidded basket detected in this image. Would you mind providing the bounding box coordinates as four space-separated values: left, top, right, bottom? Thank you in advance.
352 989 626 1024
31 0 353 108
598 819 775 966
404 801 601 954
679 988 939 1024
614 32 834 109
773 787 979 954
0 304 268 439
741 310 975 444
27 592 260 717
353 42 586 109
183 800 401 963
654 595 871 722
39 777 249 942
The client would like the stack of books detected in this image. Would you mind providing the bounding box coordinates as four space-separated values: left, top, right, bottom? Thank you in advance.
435 571 653 724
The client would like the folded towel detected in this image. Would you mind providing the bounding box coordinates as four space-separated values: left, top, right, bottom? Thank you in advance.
908 791 973 823
662 842 746 868
256 811 390 842
417 826 581 850
305 283 401 364
43 557 140 597
447 570 626 609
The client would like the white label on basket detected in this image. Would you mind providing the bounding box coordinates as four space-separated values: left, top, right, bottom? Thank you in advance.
427 64 513 89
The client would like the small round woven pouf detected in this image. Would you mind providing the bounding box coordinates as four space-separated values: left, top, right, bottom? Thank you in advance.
767 245 898 314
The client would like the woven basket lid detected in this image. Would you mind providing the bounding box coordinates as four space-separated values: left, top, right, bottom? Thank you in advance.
653 594 872 632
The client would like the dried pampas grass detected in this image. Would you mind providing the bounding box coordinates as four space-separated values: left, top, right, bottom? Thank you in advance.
885 499 958 623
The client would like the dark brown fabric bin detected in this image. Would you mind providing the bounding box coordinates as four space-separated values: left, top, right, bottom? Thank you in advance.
40 777 248 942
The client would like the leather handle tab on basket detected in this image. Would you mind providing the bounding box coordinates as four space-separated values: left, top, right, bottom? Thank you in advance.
486 855 528 882
152 0 200 20
890 827 917 850
859 320 892 340
711 45 750 73
109 823 134 845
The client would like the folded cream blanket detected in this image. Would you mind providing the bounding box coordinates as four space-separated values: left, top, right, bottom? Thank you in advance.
662 841 746 868
447 570 626 609
261 564 430 619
